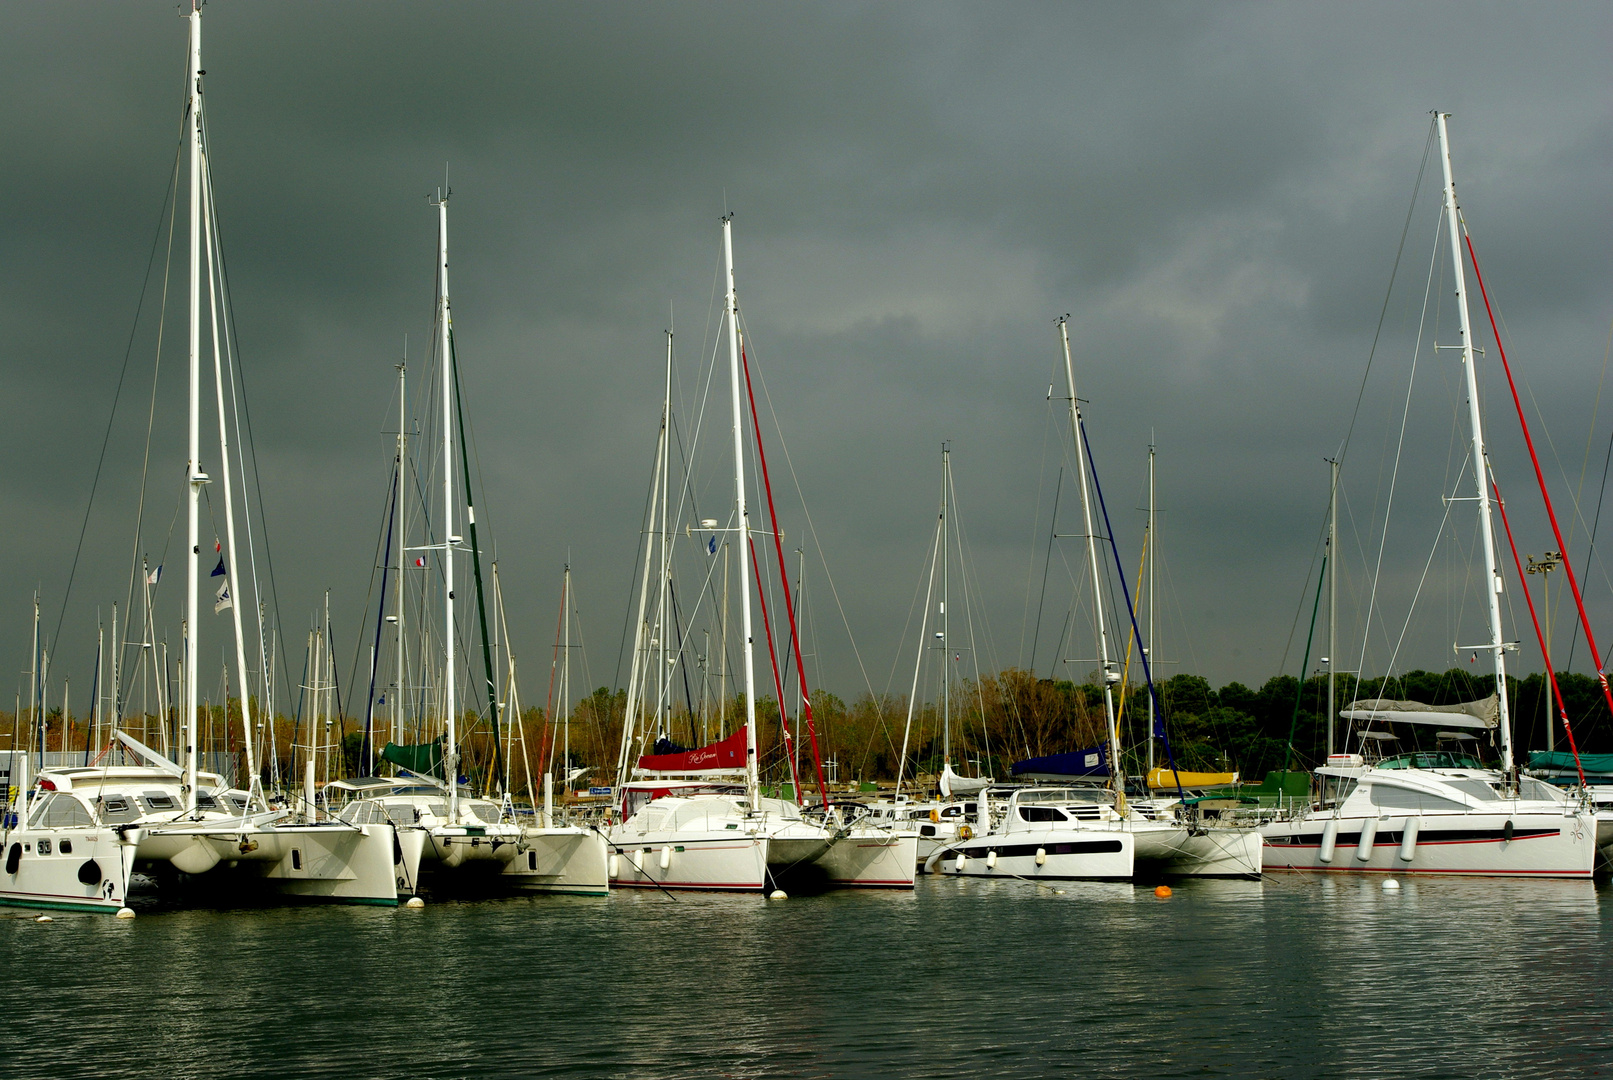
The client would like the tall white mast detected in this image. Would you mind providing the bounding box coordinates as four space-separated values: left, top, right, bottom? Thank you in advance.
1326 456 1338 758
436 191 459 821
395 357 407 753
1436 112 1513 776
184 2 205 814
1147 439 1156 773
941 444 951 770
200 151 260 806
562 564 571 781
615 416 665 790
656 329 673 739
1058 317 1123 791
723 216 760 807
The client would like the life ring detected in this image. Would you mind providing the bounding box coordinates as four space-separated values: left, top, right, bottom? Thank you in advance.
957 824 974 841
929 809 940 824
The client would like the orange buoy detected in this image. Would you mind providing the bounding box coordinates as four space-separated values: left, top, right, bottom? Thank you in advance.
1154 885 1172 899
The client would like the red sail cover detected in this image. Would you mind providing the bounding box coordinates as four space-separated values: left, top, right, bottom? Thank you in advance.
637 726 748 775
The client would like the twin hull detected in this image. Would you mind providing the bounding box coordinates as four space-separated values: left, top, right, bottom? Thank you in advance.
1262 809 1598 878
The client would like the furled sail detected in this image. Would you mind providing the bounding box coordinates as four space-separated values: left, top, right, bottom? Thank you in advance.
380 737 444 776
1145 766 1237 789
636 726 748 776
1339 695 1499 731
1010 743 1108 780
939 761 990 797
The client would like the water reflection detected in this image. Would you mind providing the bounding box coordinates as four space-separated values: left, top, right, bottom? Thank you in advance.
3 875 1609 1078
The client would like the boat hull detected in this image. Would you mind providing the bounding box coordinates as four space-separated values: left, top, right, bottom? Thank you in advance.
1262 810 1598 878
940 831 1135 880
0 828 138 913
606 831 770 892
502 827 610 895
1132 823 1264 878
812 830 917 888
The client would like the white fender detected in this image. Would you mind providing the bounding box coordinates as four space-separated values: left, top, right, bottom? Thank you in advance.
1356 818 1379 862
659 845 672 871
986 850 998 870
608 852 620 879
1319 819 1338 863
1035 848 1046 866
1398 818 1419 862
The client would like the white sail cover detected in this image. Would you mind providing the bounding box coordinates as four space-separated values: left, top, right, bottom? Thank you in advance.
939 762 991 797
1339 694 1498 731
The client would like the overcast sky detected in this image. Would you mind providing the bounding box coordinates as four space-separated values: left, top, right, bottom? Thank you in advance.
2 2 1610 724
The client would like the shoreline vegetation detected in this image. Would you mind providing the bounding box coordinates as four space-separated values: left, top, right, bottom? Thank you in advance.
6 666 1606 796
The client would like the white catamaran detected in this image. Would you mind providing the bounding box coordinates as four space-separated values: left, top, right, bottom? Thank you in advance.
1 3 400 912
1261 114 1598 879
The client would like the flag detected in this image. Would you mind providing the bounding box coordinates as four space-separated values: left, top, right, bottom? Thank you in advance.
414 556 426 568
147 565 161 586
214 578 232 614
707 536 717 555
211 556 227 577
215 540 221 553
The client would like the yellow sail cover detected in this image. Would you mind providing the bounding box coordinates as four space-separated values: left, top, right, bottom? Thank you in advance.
1146 766 1238 789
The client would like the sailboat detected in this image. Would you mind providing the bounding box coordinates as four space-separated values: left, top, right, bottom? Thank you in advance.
1260 114 1598 879
2 3 400 912
332 192 607 897
864 445 993 868
606 216 913 892
939 317 1261 880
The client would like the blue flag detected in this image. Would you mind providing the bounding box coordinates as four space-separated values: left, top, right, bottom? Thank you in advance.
707 535 717 555
211 556 227 577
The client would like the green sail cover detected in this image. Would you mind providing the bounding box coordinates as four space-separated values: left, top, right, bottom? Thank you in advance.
1528 750 1613 778
381 737 444 777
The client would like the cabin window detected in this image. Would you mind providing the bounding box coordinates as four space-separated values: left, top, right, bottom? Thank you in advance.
468 803 501 824
46 798 93 828
140 792 178 813
196 794 220 811
59 840 73 855
97 797 139 825
919 825 936 837
38 839 52 855
27 794 57 827
1518 777 1566 803
1368 784 1464 812
291 849 303 871
1444 779 1501 803
1018 806 1069 823
527 851 537 871
387 806 418 827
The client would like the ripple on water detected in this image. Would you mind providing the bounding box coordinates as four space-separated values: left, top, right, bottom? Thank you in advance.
2 875 1609 1078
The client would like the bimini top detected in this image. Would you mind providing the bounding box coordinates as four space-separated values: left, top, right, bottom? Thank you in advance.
1339 694 1499 731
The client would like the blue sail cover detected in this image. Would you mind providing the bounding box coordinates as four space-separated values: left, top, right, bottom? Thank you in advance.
1011 743 1109 779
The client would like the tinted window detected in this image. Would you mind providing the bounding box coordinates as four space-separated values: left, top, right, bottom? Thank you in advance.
45 798 94 828
99 796 140 824
1018 806 1069 823
1368 784 1465 812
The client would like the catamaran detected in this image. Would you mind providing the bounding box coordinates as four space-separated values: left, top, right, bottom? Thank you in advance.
2 3 400 911
605 217 913 892
332 192 607 897
1261 114 1598 879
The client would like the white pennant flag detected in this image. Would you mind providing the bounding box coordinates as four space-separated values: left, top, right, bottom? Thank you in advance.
214 577 233 615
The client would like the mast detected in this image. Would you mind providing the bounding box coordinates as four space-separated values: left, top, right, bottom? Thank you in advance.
656 330 673 740
723 215 760 808
562 563 571 784
615 407 666 790
183 1 204 814
201 145 260 805
941 443 951 771
1058 317 1123 792
1327 456 1338 758
435 190 459 821
1147 440 1156 773
1436 112 1513 776
395 358 407 754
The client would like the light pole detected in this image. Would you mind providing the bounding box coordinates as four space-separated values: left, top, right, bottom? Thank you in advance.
1526 551 1563 752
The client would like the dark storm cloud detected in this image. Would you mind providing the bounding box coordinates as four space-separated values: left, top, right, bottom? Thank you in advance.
2 1 1609 708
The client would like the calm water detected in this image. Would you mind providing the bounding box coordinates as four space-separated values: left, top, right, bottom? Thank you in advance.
3 874 1610 1079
